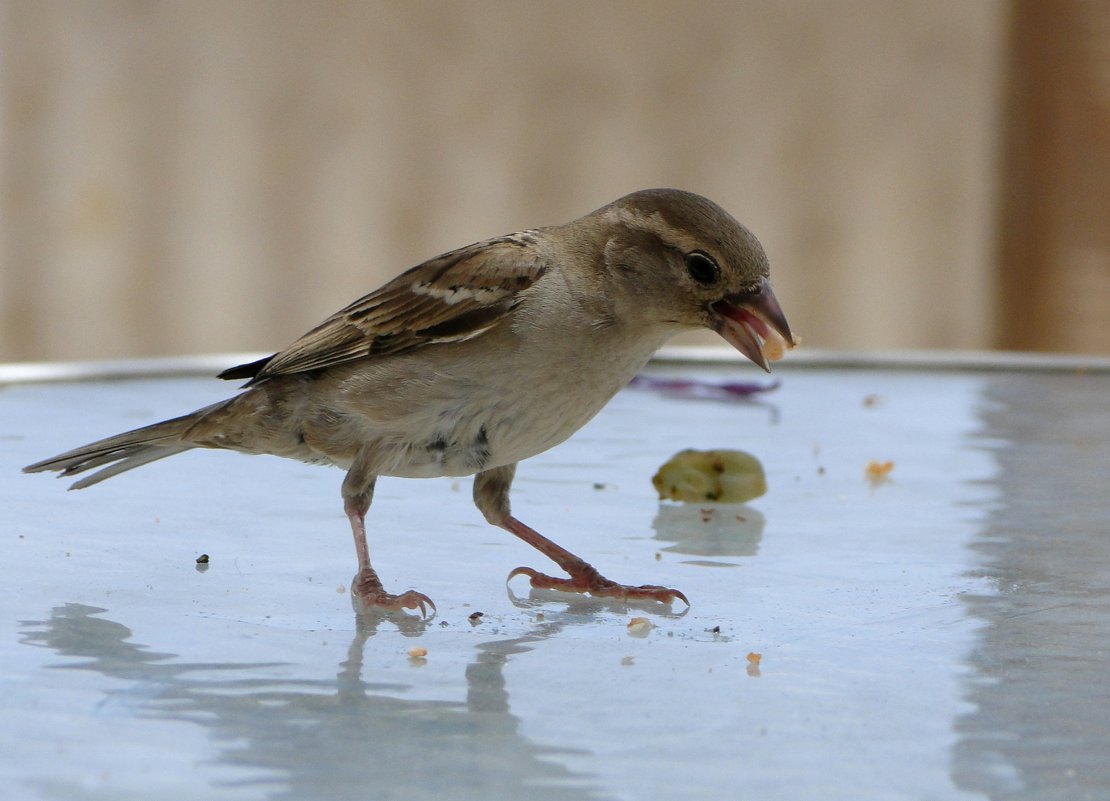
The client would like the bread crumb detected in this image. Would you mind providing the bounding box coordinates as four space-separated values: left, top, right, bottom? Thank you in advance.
865 460 895 486
746 651 762 677
627 617 654 637
762 329 799 362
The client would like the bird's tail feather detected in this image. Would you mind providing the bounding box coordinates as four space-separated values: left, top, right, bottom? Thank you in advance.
23 401 225 489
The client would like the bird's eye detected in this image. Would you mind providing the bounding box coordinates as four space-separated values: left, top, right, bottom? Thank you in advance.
685 251 720 285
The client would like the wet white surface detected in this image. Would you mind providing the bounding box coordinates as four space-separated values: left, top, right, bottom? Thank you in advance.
1 356 1107 800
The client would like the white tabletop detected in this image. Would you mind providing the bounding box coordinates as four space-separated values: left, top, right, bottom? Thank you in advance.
2 351 1107 800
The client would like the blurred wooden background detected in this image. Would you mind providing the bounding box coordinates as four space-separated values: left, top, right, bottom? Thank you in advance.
1 1 1106 363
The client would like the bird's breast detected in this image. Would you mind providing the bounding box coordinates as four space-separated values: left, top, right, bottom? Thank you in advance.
323 321 669 479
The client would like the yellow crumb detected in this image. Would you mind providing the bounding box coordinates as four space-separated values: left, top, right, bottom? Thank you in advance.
652 449 767 503
763 330 800 362
865 460 895 485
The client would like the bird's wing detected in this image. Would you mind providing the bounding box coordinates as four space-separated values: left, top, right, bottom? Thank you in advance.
220 232 548 384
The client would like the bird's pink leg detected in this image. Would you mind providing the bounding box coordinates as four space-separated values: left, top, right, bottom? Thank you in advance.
473 465 688 607
343 469 435 617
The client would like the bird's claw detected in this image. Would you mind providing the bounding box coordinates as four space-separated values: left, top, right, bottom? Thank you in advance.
351 572 436 618
354 589 437 618
507 565 689 608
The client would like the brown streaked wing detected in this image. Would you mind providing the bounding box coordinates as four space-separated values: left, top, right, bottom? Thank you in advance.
245 235 548 382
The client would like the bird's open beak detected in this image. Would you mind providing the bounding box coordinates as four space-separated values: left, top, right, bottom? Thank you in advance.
710 278 796 372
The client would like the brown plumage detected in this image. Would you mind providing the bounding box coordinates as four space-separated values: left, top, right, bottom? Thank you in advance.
24 188 795 616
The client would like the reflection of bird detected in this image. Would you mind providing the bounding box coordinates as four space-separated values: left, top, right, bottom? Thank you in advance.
24 189 794 614
20 604 608 800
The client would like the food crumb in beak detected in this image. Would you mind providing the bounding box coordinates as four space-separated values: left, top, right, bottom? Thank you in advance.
762 328 800 362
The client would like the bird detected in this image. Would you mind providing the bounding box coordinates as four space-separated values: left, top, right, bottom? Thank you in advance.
24 188 795 617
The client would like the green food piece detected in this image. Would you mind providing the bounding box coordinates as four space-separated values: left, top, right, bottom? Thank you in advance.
651 449 767 503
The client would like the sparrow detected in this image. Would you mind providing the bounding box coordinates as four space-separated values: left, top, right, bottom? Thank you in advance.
24 188 795 616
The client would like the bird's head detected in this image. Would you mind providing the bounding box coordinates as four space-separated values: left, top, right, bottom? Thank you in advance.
594 188 796 372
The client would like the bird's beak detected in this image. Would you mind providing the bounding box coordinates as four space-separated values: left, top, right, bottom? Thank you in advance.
709 278 796 372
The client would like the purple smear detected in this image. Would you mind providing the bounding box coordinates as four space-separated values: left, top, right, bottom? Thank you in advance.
629 375 780 399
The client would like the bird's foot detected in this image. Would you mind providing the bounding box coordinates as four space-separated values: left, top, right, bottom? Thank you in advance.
351 570 436 618
507 565 689 607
